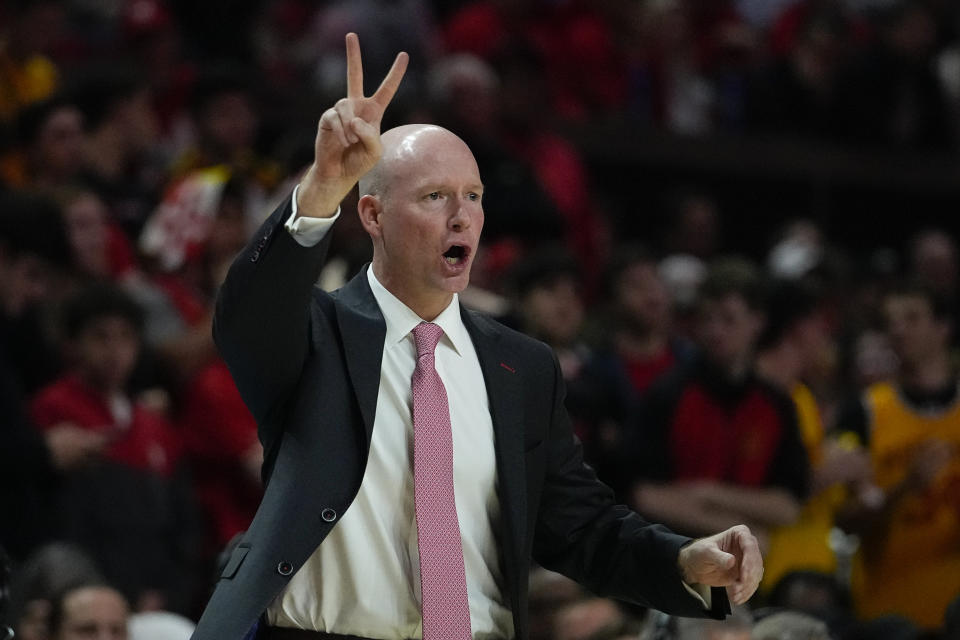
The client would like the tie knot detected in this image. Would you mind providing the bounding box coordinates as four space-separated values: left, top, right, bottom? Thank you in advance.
413 322 444 358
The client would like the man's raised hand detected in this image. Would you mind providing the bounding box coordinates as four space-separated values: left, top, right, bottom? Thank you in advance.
297 33 408 217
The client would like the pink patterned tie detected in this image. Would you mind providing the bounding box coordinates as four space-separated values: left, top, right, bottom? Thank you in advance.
411 322 472 640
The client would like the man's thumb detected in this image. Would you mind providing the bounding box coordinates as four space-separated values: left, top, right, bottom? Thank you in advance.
710 547 736 570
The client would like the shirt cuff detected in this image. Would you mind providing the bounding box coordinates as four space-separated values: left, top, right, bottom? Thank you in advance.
284 184 341 247
683 581 713 610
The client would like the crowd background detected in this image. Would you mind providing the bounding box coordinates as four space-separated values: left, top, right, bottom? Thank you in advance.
2 0 960 639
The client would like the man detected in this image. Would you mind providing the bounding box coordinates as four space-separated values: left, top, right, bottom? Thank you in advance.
837 283 960 630
626 259 809 546
192 34 763 640
576 245 691 494
30 285 199 612
755 280 870 591
48 584 129 640
751 611 829 640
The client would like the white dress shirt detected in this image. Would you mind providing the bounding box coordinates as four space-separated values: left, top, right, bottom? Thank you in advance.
265 189 514 639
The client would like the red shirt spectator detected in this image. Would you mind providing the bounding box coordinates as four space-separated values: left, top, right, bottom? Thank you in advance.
31 373 179 476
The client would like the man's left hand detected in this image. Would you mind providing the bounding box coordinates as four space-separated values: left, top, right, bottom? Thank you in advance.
677 524 763 606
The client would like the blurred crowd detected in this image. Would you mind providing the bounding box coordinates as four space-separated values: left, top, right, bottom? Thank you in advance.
1 0 960 639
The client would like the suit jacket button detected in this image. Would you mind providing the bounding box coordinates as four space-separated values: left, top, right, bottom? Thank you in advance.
250 250 260 263
277 561 293 576
321 508 337 523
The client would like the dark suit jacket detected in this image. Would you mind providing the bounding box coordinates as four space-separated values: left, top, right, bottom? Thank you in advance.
191 196 728 640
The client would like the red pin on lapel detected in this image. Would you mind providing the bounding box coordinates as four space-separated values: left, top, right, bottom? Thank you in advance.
499 362 516 373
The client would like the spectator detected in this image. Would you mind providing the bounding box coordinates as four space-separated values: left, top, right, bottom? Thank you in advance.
552 598 637 640
626 258 809 549
0 96 85 190
48 583 129 640
508 247 587 380
767 570 853 635
756 280 871 591
580 245 692 493
6 544 103 640
596 245 689 396
751 610 830 640
667 605 754 640
507 246 615 455
29 285 200 614
836 282 960 630
174 66 278 195
42 186 140 285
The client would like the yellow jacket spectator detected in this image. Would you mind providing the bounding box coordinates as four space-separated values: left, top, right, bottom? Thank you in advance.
837 282 960 630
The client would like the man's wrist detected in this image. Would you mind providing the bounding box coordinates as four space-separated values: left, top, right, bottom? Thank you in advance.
295 166 353 218
677 540 695 584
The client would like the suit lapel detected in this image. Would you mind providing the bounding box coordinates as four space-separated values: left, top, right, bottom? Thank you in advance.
462 307 527 619
333 266 386 447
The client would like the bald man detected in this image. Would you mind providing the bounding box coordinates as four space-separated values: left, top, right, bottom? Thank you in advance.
192 34 763 640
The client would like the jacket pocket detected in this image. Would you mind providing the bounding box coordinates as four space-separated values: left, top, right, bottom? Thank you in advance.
220 544 251 580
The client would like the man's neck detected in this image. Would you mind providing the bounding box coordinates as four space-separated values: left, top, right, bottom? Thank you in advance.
371 263 453 321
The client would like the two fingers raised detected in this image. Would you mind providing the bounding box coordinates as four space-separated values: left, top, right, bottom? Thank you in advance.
320 33 408 151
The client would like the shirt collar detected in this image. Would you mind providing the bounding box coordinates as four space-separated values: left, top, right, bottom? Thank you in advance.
366 266 469 357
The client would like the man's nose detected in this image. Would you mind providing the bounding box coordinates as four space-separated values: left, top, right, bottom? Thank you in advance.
449 201 471 231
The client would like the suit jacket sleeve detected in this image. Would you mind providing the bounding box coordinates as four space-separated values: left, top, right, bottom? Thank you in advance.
213 194 332 449
531 352 729 619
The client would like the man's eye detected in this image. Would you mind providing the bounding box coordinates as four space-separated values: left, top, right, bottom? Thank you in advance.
426 192 440 200
468 192 480 201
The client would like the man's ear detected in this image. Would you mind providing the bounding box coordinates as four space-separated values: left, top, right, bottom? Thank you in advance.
357 194 383 238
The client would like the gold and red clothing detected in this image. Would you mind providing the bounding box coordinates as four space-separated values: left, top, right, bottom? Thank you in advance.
629 357 809 500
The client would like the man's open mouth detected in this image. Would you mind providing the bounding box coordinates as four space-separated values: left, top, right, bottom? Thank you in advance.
443 245 468 265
